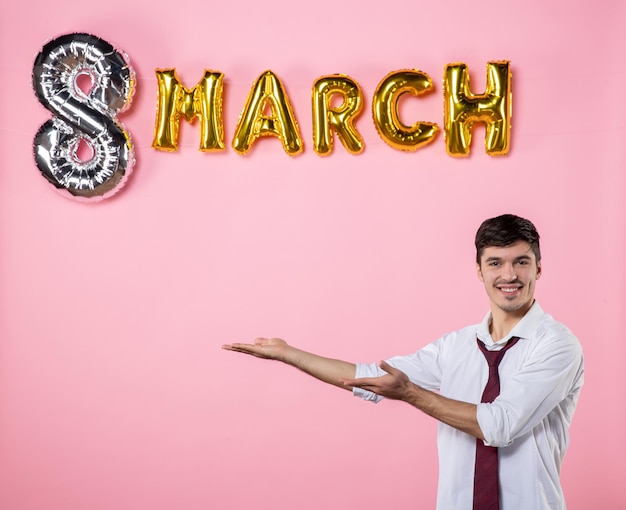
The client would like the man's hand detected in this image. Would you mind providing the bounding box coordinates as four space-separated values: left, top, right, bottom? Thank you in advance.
340 360 416 401
343 360 484 439
222 337 289 362
222 337 357 390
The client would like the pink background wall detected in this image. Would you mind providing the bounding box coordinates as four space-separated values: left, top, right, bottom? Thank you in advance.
1 1 625 508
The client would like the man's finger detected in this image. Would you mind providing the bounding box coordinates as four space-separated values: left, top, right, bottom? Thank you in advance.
379 360 399 374
341 376 384 389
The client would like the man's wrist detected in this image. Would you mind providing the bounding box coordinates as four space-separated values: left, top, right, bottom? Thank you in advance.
403 381 425 406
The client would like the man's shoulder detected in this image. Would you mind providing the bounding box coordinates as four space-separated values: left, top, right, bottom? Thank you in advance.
534 309 576 337
530 312 583 356
438 323 482 344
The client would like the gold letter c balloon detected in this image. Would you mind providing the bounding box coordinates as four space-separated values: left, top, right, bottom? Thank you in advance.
372 70 439 151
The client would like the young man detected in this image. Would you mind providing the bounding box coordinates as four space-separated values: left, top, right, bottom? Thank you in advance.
222 214 584 510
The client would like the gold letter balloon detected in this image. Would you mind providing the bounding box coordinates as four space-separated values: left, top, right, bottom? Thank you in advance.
232 71 303 156
372 70 439 151
32 33 135 200
152 69 225 152
444 61 512 157
312 75 364 155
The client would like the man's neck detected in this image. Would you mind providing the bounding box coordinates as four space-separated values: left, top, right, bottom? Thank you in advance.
489 301 534 342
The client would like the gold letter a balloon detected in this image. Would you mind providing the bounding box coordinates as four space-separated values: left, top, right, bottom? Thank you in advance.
232 71 303 156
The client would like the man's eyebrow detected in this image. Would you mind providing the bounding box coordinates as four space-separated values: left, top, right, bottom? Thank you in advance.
484 254 532 262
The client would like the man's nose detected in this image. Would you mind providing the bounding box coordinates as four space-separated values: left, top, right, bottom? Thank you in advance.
501 263 517 281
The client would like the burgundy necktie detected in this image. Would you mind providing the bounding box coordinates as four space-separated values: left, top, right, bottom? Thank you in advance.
473 337 519 510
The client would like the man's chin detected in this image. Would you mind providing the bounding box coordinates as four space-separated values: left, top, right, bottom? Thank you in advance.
497 299 530 313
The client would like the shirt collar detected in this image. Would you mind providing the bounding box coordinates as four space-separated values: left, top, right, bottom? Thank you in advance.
477 301 544 347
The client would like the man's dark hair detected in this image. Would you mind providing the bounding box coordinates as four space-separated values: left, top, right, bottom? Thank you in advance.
475 214 541 264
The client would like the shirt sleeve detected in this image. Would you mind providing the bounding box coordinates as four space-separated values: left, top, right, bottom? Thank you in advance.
476 324 584 447
353 338 446 403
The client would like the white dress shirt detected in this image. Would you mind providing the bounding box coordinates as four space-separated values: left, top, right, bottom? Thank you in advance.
353 302 584 510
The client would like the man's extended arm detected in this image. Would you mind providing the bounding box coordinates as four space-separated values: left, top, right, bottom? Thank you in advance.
223 339 485 439
222 337 356 390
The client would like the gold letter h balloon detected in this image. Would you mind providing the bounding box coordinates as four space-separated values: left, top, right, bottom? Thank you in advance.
444 61 512 157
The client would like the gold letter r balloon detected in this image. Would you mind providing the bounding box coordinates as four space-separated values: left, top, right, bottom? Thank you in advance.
444 61 512 157
312 75 364 155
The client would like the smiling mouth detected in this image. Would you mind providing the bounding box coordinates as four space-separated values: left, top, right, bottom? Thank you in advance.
497 285 522 295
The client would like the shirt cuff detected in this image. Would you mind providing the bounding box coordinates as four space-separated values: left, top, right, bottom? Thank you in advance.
352 362 383 403
476 402 513 447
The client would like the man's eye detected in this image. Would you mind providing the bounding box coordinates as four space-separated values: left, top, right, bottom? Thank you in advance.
488 261 499 266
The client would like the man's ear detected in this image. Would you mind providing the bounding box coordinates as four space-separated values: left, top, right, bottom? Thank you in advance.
476 262 484 282
536 262 542 279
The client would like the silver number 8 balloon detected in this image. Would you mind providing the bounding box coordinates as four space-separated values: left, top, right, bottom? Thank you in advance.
32 33 135 200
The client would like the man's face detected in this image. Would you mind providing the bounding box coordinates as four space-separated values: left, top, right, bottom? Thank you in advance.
476 241 541 316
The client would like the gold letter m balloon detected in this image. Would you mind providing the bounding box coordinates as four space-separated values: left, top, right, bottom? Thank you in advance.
152 69 225 151
444 61 512 157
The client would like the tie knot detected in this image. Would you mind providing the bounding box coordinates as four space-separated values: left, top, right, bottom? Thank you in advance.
477 337 520 367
